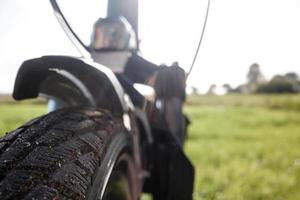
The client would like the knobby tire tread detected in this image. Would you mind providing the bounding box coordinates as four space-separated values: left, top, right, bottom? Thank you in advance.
0 107 124 200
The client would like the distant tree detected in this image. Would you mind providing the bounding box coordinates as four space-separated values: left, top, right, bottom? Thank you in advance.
235 84 249 94
284 72 300 92
247 63 265 84
207 84 217 95
191 86 200 95
256 75 297 94
222 83 232 91
246 63 265 92
285 72 298 82
222 83 234 94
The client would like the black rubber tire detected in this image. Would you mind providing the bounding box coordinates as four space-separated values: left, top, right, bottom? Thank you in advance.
0 107 132 200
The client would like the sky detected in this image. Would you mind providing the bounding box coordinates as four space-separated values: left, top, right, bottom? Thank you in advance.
0 0 300 94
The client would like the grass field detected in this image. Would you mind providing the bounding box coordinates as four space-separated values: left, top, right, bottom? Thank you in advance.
1 95 300 200
185 95 300 200
0 99 47 133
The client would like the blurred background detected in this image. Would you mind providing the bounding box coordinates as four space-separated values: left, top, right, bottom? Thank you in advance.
0 0 300 199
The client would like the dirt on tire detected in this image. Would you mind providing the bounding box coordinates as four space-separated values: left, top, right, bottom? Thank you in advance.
0 107 124 200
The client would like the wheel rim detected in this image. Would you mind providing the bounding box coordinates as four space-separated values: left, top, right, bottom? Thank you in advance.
102 154 136 200
86 133 138 200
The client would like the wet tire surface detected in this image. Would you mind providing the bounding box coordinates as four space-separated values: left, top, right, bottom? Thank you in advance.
0 107 124 200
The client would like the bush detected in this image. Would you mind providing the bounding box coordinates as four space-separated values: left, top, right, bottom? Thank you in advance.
256 76 297 94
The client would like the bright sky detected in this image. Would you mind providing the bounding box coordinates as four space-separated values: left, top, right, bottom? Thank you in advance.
0 0 300 94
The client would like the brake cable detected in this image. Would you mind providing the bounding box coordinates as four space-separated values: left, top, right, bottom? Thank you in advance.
186 0 211 80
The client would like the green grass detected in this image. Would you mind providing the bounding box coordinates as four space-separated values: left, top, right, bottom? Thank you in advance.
0 102 47 134
187 94 300 111
185 105 300 200
1 95 300 200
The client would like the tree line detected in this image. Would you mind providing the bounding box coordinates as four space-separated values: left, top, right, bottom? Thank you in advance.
203 63 300 95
